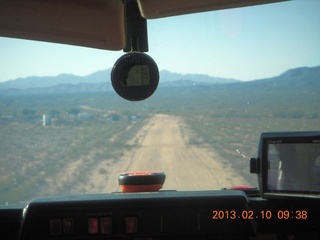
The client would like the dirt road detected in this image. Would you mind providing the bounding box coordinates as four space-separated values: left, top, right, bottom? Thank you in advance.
95 114 248 192
51 114 248 194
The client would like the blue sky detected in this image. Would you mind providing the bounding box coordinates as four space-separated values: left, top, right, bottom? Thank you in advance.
0 0 319 83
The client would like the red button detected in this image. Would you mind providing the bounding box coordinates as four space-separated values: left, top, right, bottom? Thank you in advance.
88 218 98 234
125 217 138 233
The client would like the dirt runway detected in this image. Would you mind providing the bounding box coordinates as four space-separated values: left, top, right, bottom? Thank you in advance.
100 114 248 192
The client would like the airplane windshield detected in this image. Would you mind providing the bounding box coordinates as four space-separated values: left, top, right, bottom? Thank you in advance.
0 0 319 207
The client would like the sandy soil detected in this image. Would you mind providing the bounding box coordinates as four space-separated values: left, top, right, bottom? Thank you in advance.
50 114 248 194
93 114 247 193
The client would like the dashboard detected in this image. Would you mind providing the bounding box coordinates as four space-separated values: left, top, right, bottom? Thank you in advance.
1 189 319 240
0 1 319 240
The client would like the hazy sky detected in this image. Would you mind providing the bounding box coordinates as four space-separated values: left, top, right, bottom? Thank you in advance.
0 0 319 83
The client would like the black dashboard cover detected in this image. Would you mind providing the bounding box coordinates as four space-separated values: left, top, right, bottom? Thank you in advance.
19 190 256 240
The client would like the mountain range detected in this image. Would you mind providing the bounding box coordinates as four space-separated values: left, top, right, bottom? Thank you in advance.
0 66 319 95
0 69 238 90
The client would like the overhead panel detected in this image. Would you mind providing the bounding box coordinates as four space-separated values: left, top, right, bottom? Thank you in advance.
0 0 125 50
138 0 287 19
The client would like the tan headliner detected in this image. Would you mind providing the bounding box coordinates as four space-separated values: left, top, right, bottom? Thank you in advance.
0 0 286 51
138 0 286 19
0 0 125 50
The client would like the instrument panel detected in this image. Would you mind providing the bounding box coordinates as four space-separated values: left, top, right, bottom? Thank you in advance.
14 190 320 240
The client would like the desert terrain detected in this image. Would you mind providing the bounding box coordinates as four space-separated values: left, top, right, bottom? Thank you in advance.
57 114 248 193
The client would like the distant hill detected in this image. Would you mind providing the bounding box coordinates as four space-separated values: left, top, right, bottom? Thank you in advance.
0 66 319 95
241 66 320 88
0 69 240 91
278 66 320 83
0 70 112 90
159 70 239 84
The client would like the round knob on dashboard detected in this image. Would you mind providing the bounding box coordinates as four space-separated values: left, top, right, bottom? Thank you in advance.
118 171 166 192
